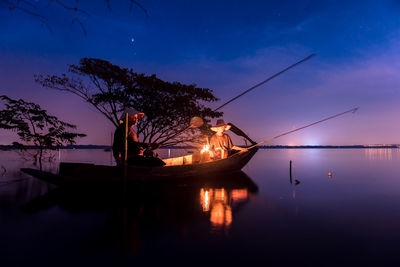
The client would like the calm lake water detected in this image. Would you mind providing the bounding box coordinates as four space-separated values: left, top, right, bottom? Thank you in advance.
1 148 400 266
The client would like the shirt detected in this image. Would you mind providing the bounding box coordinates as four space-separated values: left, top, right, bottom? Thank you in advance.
209 133 233 159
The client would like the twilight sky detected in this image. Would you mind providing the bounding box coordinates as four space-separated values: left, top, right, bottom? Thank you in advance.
1 0 399 145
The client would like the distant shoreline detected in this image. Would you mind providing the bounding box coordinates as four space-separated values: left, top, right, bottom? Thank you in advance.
257 145 399 149
0 144 398 150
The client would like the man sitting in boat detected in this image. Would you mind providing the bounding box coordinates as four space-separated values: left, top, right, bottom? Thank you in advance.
209 119 248 159
112 108 164 166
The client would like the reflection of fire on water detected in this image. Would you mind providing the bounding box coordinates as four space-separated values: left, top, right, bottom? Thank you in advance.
231 189 248 202
210 202 231 226
200 187 249 233
200 188 212 211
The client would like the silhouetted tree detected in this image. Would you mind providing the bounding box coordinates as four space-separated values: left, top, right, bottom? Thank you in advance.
35 58 222 146
0 95 86 169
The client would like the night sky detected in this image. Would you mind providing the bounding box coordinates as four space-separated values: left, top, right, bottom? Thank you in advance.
1 0 399 146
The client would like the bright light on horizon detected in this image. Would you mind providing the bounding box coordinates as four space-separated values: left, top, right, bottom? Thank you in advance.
305 138 320 146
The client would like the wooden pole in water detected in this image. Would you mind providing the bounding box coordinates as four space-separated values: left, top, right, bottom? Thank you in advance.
289 160 293 184
110 131 113 165
123 113 128 189
124 112 129 163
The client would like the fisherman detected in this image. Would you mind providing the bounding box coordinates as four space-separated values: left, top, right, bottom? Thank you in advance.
209 119 248 159
112 108 164 166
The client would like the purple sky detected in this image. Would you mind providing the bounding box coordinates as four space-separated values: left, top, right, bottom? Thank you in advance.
1 0 399 145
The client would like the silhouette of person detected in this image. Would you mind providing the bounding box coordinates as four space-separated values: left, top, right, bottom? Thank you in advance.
112 108 163 166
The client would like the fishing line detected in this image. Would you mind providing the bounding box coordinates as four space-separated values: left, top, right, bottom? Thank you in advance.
247 107 359 149
214 54 316 111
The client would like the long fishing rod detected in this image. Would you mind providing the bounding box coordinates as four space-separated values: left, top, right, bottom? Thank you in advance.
159 54 315 147
247 107 359 149
214 53 316 111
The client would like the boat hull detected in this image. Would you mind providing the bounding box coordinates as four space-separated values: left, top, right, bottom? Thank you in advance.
21 148 258 186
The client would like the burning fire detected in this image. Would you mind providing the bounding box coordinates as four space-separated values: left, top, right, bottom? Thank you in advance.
201 144 210 153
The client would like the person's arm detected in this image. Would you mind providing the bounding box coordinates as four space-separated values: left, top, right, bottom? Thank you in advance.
133 141 149 149
232 145 248 152
128 128 150 149
227 135 247 152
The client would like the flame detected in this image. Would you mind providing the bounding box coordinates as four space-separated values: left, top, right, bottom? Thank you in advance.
201 144 210 153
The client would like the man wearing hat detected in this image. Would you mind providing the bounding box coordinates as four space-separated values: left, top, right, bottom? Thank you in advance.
209 119 247 159
112 108 162 166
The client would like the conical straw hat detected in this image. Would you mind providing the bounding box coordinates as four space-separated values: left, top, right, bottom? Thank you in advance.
211 119 231 132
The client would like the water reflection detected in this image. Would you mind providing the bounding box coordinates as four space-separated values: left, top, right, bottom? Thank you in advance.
4 149 400 265
200 187 251 232
364 148 394 161
204 188 232 230
22 171 258 253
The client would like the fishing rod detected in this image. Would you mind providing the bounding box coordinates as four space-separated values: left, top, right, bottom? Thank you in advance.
214 54 316 111
247 107 359 149
160 54 315 147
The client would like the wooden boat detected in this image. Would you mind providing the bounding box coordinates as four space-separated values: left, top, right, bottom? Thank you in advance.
21 148 258 186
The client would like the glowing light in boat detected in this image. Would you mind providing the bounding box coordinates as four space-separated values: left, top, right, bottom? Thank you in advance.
201 144 210 153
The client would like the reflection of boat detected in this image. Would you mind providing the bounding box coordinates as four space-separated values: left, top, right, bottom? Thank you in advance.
22 171 258 252
22 171 257 212
21 149 258 186
200 187 252 231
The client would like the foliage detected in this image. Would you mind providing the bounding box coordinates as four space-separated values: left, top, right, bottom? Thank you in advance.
36 58 135 127
35 58 222 146
129 74 222 145
0 95 86 164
